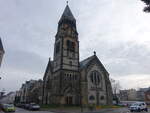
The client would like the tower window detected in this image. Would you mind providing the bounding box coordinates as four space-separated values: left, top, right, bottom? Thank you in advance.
70 74 71 80
66 40 75 52
69 61 72 66
56 42 60 54
100 96 105 100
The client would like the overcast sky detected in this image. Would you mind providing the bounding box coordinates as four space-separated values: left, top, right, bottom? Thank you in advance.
0 0 150 93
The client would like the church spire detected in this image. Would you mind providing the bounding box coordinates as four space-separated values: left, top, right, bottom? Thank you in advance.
59 3 76 25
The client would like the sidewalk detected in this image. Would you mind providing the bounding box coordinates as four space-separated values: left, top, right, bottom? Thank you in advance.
42 107 89 113
43 107 116 113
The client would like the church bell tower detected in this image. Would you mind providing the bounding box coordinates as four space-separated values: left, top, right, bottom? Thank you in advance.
53 4 79 71
52 4 80 105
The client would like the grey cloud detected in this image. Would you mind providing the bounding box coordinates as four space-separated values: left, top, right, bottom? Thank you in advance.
4 49 47 74
102 42 150 75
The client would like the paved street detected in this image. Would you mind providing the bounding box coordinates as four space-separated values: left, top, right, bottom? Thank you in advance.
1 107 150 113
85 107 150 113
4 107 54 113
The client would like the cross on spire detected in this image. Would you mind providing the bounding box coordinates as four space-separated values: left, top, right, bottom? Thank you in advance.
94 51 96 55
66 1 68 5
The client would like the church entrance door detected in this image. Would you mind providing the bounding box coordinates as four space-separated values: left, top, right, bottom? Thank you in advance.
66 96 73 105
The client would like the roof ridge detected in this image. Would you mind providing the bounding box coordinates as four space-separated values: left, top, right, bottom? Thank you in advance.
80 55 95 69
80 55 95 63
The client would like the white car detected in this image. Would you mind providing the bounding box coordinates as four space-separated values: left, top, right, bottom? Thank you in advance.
129 102 148 112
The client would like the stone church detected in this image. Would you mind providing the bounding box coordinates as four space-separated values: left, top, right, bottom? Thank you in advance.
42 4 113 106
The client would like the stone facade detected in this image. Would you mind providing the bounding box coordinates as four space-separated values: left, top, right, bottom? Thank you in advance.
18 79 43 104
42 5 113 106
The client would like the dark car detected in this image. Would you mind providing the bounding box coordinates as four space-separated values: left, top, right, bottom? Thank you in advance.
24 104 30 109
20 103 26 108
15 103 22 107
28 103 40 110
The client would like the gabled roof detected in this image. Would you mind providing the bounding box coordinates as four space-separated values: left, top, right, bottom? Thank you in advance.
59 5 76 23
0 38 4 53
80 55 95 69
43 58 53 80
80 55 109 75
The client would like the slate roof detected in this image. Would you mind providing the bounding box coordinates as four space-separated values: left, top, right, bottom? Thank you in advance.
0 38 4 53
59 5 76 22
80 55 95 69
80 55 109 75
43 58 53 79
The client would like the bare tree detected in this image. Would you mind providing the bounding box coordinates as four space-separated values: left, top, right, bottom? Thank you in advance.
141 0 150 12
110 78 121 104
110 78 121 95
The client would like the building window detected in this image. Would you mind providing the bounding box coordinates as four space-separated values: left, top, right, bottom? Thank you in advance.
67 74 69 80
65 73 77 81
90 71 101 85
100 96 104 100
89 95 95 100
74 75 77 80
56 42 60 54
69 61 72 66
66 40 75 52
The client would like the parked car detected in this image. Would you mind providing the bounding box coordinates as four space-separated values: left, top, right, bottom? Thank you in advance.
2 104 15 112
20 103 26 108
28 103 40 110
15 103 22 107
24 104 30 109
117 103 127 107
129 102 148 112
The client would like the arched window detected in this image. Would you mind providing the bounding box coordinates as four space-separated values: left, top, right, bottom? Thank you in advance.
90 71 101 85
89 95 95 100
69 61 72 66
56 42 60 53
74 75 77 80
66 40 75 52
100 96 104 100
